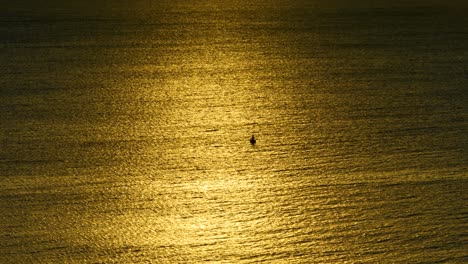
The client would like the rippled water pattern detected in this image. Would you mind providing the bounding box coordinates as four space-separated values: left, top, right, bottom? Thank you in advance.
1 1 467 263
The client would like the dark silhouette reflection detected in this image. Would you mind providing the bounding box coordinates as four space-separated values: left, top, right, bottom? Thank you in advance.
250 135 256 145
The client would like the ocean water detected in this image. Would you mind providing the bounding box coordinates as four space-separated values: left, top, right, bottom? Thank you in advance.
1 1 467 263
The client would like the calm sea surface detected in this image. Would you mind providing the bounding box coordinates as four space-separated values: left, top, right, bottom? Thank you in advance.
1 1 467 263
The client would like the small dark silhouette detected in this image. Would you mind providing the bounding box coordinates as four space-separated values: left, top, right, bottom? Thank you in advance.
250 135 256 145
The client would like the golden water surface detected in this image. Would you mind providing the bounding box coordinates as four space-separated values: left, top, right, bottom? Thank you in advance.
1 0 467 263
